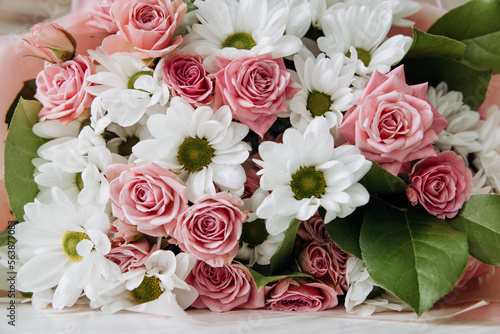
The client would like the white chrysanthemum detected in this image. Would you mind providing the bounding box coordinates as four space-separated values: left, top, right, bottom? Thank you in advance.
471 169 494 195
133 97 251 201
237 188 285 266
86 49 169 130
428 82 482 158
268 0 312 38
309 0 338 29
318 5 412 77
345 257 409 316
16 188 121 309
473 106 500 193
181 0 302 72
105 122 152 164
290 52 356 133
340 0 421 27
32 119 82 139
0 245 55 308
254 117 372 235
35 126 125 207
91 251 198 316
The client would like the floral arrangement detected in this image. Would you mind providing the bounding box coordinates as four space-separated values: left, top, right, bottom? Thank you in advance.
2 0 500 318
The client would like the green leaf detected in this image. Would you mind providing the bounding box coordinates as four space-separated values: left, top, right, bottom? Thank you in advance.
427 0 500 74
325 216 362 258
462 32 500 74
428 0 500 41
4 98 44 221
360 208 468 316
0 229 10 247
269 219 300 275
182 0 197 12
5 79 37 126
400 57 491 110
451 195 500 265
406 28 466 60
246 266 312 289
359 162 407 194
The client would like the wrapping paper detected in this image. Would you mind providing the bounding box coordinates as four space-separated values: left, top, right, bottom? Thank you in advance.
0 0 499 323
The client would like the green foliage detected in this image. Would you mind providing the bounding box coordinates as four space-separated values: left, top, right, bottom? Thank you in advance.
451 195 500 265
407 28 466 60
428 0 500 40
269 219 301 275
360 209 468 316
182 0 197 12
4 99 44 221
246 267 312 290
400 57 491 110
427 0 500 74
359 162 407 194
5 79 37 126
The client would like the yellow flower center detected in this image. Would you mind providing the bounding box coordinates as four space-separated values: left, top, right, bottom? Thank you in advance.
290 166 326 200
130 276 163 304
177 137 214 172
62 231 90 262
307 91 332 117
222 32 257 50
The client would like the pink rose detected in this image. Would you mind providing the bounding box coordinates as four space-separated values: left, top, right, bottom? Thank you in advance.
88 0 119 34
174 192 248 267
22 23 76 63
298 242 349 292
106 238 157 273
298 242 331 279
214 54 300 137
102 0 187 58
265 278 338 312
454 256 493 289
297 213 331 244
406 151 473 219
107 162 189 237
338 66 448 175
325 242 349 291
186 260 265 312
35 54 94 124
109 219 141 244
162 52 213 106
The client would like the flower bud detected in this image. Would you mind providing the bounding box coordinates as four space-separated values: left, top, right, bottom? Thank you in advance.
22 23 76 63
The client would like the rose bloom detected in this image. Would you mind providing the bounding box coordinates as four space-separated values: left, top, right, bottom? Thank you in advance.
109 219 141 244
174 192 248 267
297 213 331 244
35 54 94 124
265 278 338 312
454 256 492 289
22 22 76 63
107 162 189 237
298 242 349 292
162 52 213 106
298 242 331 279
406 151 473 219
214 54 300 137
106 238 157 273
102 0 187 58
325 242 349 291
88 0 119 34
186 260 264 312
338 66 448 175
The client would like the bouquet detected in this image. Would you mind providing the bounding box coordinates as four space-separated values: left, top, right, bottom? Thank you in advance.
1 0 500 318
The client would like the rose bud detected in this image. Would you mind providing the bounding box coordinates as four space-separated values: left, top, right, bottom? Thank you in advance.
22 23 76 63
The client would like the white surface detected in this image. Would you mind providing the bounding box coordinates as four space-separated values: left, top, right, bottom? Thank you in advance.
1 303 500 334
